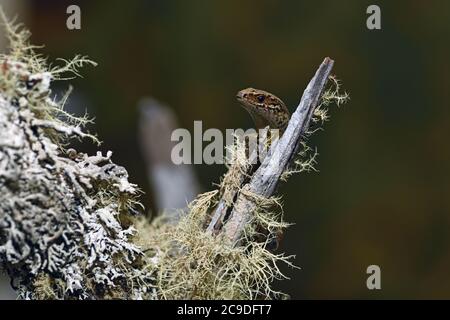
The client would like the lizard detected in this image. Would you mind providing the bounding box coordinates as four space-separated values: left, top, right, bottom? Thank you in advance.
207 88 290 251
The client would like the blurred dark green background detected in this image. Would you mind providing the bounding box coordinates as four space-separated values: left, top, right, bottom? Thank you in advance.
3 0 450 299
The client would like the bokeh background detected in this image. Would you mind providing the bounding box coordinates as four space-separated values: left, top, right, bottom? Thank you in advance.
1 0 450 299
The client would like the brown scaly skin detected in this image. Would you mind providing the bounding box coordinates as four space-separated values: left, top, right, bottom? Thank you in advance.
236 88 290 132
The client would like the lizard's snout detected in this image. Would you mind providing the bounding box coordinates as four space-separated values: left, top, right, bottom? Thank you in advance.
236 90 249 106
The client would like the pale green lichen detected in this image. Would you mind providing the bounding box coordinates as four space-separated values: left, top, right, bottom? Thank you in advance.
134 190 296 300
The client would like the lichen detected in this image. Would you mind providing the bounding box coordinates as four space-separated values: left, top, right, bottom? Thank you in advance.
0 10 348 300
0 10 153 299
134 190 295 300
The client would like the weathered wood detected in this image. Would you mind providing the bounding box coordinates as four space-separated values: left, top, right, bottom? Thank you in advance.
206 151 257 234
206 128 272 234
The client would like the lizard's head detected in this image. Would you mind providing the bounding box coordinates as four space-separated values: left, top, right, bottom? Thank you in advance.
236 88 290 130
236 88 285 111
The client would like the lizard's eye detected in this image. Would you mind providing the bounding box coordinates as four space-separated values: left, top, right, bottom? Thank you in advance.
257 95 265 103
